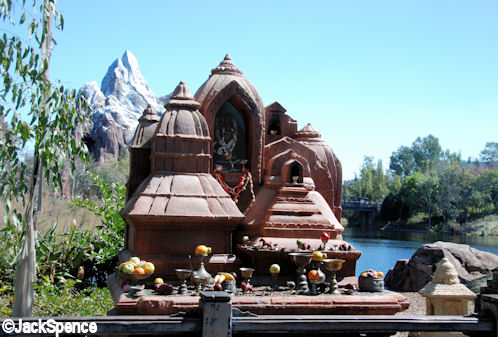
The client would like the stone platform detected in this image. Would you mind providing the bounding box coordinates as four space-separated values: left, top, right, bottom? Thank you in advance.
108 273 409 316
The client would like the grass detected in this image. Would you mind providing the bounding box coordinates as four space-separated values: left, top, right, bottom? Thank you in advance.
453 214 498 236
0 197 101 235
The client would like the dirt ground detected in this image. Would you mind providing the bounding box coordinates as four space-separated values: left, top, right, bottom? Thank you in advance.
393 292 475 337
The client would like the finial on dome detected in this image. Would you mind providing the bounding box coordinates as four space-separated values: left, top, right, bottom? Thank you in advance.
295 123 321 139
138 104 160 122
166 81 201 109
171 80 194 100
211 54 243 75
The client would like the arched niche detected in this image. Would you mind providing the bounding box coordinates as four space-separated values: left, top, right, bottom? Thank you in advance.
286 160 303 184
213 100 248 172
268 118 281 136
267 149 310 181
201 81 264 184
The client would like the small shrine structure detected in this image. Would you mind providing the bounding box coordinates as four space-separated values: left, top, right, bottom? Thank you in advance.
121 54 360 280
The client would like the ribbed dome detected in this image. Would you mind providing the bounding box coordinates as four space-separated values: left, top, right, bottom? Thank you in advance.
194 54 263 112
130 104 160 149
155 81 209 139
295 123 343 220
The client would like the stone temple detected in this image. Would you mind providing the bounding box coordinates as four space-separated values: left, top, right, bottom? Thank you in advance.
120 54 361 281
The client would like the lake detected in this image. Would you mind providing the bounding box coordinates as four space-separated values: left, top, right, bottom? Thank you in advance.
343 227 498 276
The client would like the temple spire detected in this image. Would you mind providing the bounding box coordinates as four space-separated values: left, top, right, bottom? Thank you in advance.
166 81 200 109
211 54 243 75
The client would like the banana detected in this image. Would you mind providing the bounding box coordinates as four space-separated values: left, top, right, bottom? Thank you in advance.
213 274 221 284
220 272 235 281
217 274 226 283
118 262 127 271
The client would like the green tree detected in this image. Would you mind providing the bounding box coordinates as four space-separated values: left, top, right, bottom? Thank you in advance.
400 171 438 226
389 145 415 178
480 142 498 166
0 0 89 316
411 134 442 172
474 169 498 209
436 164 471 223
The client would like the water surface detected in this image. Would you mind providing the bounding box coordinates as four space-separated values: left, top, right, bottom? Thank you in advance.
343 228 498 276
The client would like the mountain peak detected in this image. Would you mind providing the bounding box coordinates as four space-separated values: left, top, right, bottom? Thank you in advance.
80 51 169 163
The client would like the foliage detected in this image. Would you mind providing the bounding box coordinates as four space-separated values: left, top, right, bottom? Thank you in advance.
0 0 90 296
0 278 113 317
0 173 125 295
389 145 415 178
70 174 126 287
345 135 497 232
480 142 498 165
389 134 442 180
380 192 402 221
343 156 389 202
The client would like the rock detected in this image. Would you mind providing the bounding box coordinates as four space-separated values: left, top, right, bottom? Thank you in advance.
385 241 498 292
78 50 171 163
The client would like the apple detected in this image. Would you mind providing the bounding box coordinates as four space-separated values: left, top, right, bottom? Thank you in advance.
296 239 303 246
137 260 146 267
122 263 135 274
214 283 223 291
143 262 155 274
129 257 141 266
320 232 330 241
154 278 164 284
269 264 280 274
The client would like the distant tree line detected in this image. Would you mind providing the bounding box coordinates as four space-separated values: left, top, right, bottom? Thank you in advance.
343 136 498 228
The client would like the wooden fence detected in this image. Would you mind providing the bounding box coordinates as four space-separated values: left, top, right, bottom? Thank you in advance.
1 292 496 336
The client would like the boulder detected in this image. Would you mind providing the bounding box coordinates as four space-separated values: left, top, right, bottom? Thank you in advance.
385 241 498 292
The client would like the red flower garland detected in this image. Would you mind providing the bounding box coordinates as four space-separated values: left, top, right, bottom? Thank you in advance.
214 168 255 204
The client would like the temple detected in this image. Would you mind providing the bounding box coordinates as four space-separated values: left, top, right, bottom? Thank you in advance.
121 54 360 281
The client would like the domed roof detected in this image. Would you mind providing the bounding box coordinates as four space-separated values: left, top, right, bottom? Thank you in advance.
295 123 343 220
155 81 209 139
130 104 160 149
194 54 263 111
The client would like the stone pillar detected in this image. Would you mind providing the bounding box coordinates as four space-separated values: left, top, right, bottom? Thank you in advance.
200 291 232 337
419 257 477 337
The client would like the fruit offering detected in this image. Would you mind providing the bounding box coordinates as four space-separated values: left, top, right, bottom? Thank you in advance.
308 269 320 280
360 269 384 279
195 245 212 255
213 272 236 284
118 256 155 275
269 264 280 274
320 232 330 241
312 251 327 261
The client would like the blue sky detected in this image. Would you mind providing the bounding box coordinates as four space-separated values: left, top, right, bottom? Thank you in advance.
47 1 497 180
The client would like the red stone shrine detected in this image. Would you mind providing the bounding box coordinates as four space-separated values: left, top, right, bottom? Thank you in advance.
109 55 408 316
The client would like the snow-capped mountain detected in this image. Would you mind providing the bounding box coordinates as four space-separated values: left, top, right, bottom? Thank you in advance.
79 50 170 162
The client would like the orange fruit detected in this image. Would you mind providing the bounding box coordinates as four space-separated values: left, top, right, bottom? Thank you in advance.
195 245 210 255
308 270 320 280
134 267 145 274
